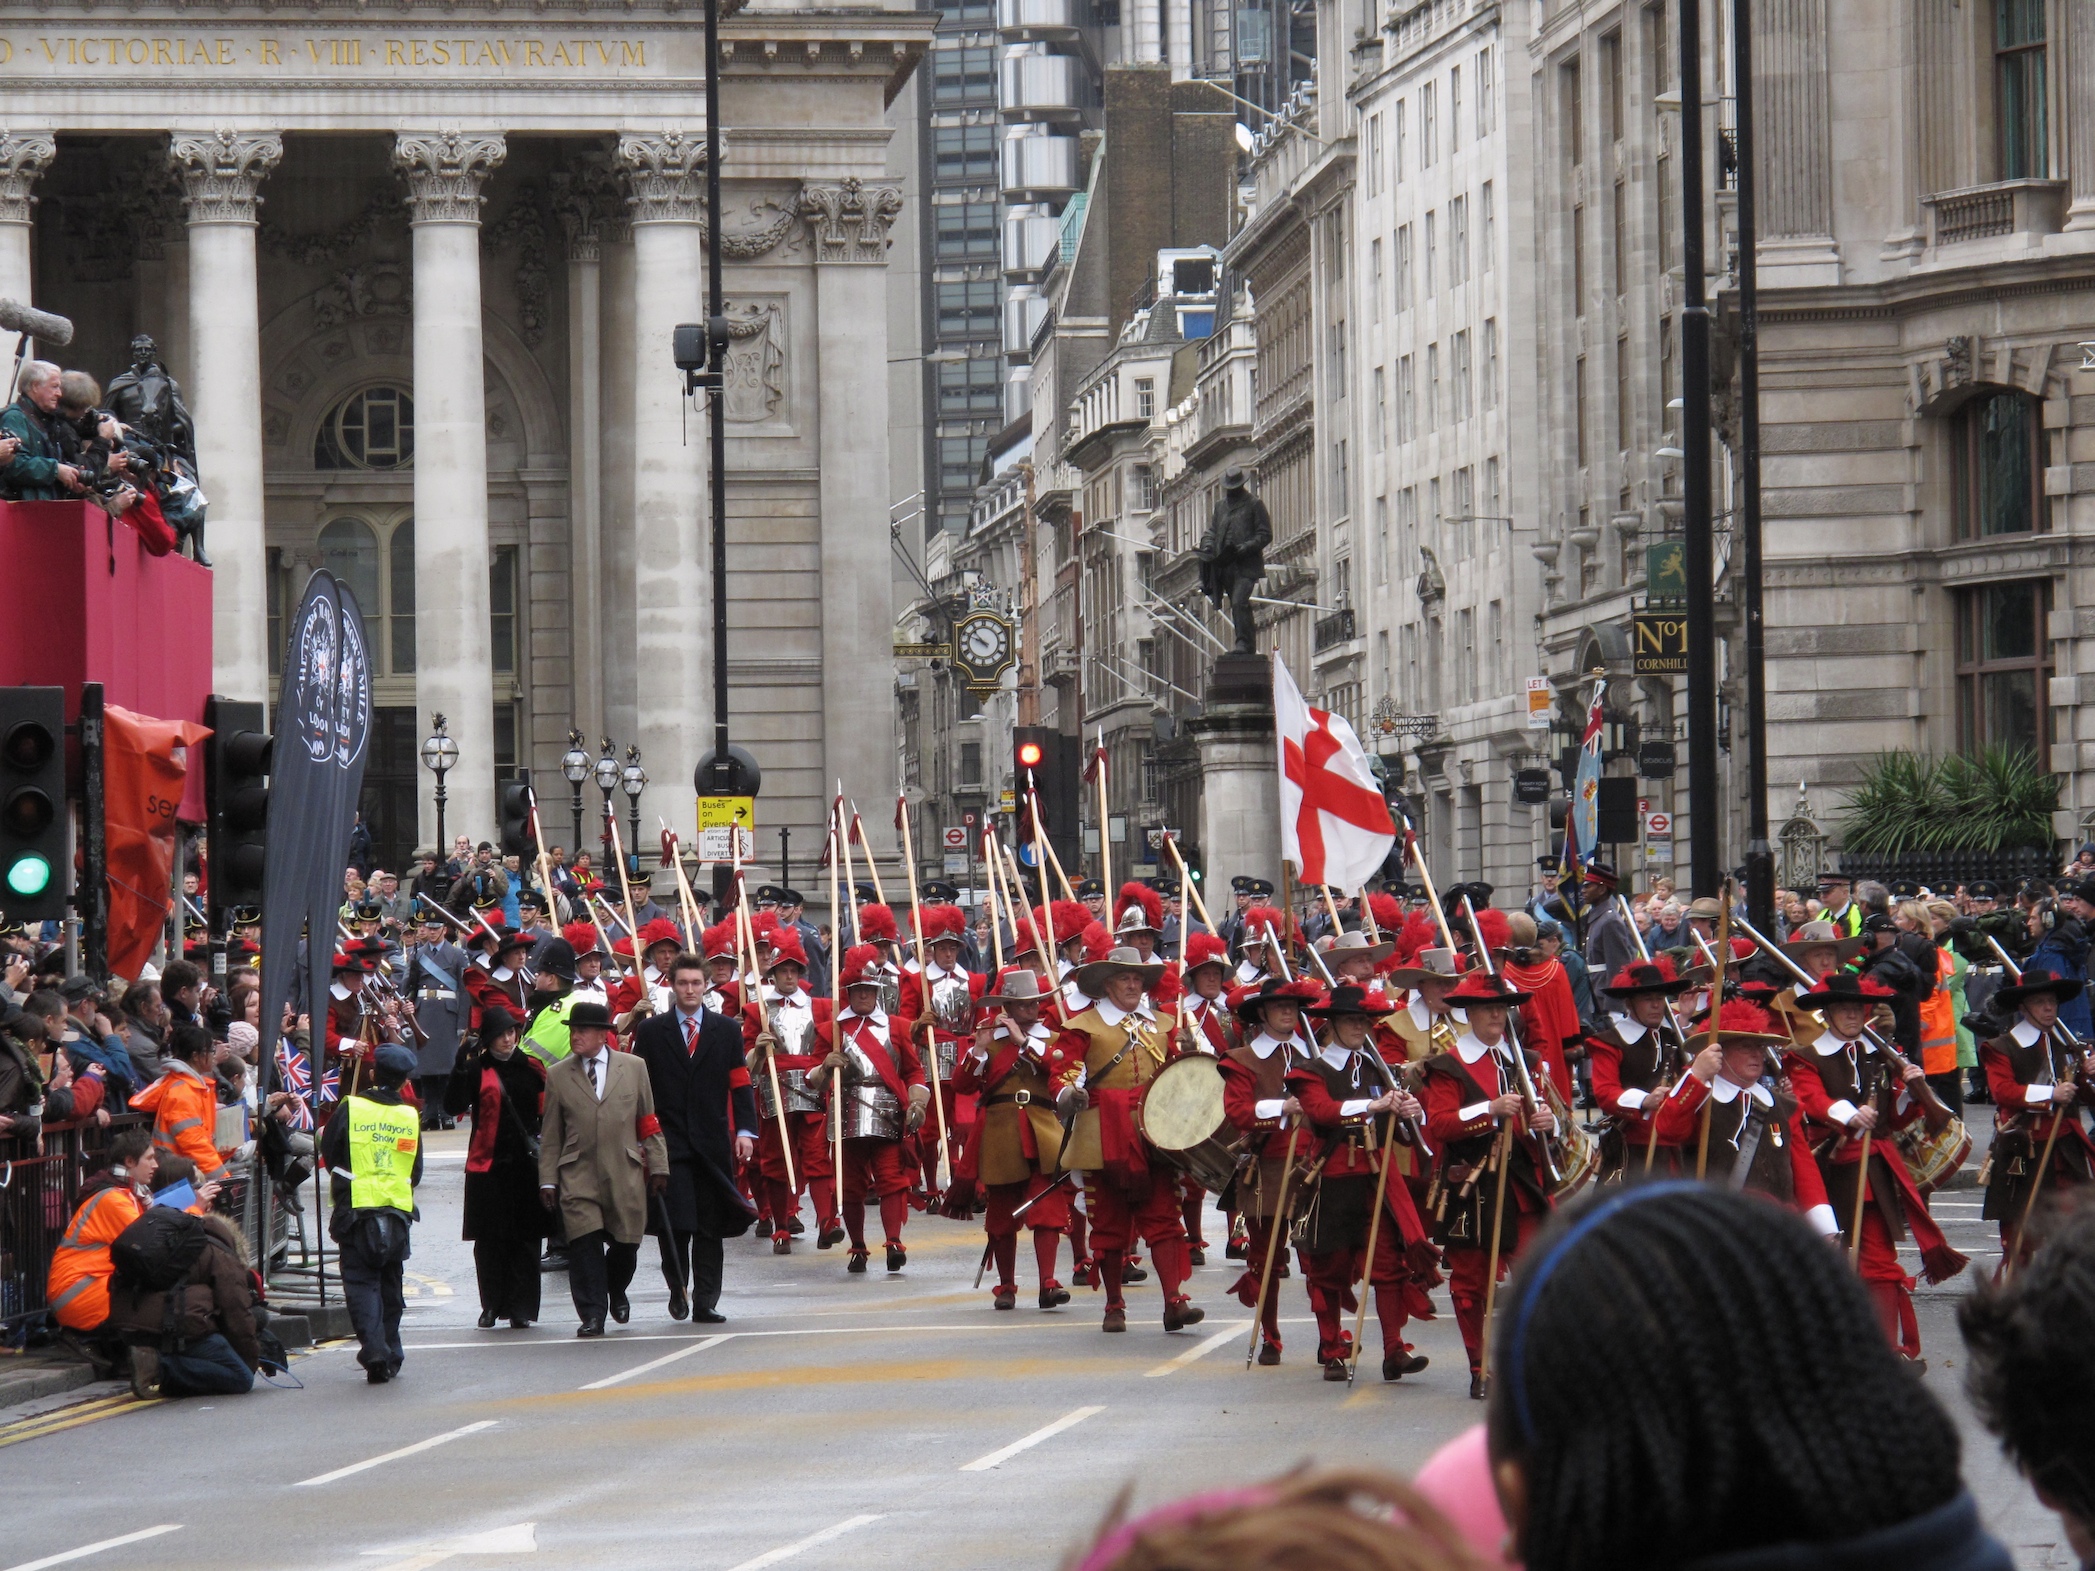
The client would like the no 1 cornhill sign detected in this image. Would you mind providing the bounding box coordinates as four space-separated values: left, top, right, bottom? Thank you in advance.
1632 612 1689 676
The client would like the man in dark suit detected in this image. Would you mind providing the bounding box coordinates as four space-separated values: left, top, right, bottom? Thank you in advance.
633 951 759 1322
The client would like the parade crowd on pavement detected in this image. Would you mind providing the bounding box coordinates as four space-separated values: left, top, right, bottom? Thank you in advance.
10 829 2095 1570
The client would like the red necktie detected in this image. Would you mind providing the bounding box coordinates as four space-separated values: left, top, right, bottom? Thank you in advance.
683 1015 698 1057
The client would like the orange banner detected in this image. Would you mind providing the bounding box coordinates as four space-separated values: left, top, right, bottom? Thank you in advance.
104 704 209 980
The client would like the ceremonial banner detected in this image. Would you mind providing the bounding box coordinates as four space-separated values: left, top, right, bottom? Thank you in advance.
257 571 373 1074
1566 678 1607 880
1274 652 1395 892
101 704 210 980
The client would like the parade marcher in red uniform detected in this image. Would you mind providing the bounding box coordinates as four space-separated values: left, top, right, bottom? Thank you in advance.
1979 968 2095 1268
897 903 982 1205
1419 971 1559 1399
1287 984 1436 1382
698 922 747 1019
1786 971 1967 1363
1587 957 1693 1178
1233 906 1286 987
1653 999 1836 1233
1218 976 1322 1361
609 918 685 1026
462 928 530 1037
562 922 613 1010
808 946 930 1274
745 931 838 1254
1048 947 1205 1334
1177 934 1234 1055
953 969 1071 1311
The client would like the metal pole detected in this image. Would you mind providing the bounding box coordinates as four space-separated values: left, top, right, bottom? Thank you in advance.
571 785 584 862
779 825 791 891
433 765 448 860
1734 0 1771 930
705 0 730 776
1680 0 1721 898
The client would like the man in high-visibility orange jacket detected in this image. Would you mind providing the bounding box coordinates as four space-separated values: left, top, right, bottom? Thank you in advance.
130 1023 234 1185
47 1130 219 1351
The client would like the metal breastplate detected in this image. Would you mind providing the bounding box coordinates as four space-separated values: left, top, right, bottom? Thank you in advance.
774 1005 825 1113
841 1030 905 1140
875 972 902 1016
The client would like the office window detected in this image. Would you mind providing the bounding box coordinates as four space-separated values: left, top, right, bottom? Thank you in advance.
1452 330 1472 419
1480 181 1494 269
1373 366 1388 450
936 280 999 337
959 741 984 788
1453 467 1475 549
1396 224 1414 310
1485 454 1501 520
1603 31 1624 143
489 545 518 675
1135 377 1155 419
1370 238 1383 321
1660 316 1677 436
939 356 1002 416
1562 56 1583 164
315 385 414 471
1450 195 1469 285
1332 439 1350 516
1132 464 1158 511
1365 113 1384 197
1613 175 1628 297
934 201 998 259
1616 336 1631 451
1489 600 1504 693
1375 494 1390 584
1576 356 1589 467
1477 45 1495 136
932 124 999 183
1395 97 1408 181
1997 0 2048 180
1422 81 1438 166
1573 205 1587 315
389 517 416 673
1397 355 1416 442
1425 211 1438 293
1450 66 1462 155
1427 343 1441 433
1482 318 1499 411
1956 579 2053 755
933 45 995 104
1954 389 2046 538
1457 608 1475 704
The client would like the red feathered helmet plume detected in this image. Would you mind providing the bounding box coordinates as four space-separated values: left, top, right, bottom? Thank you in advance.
1183 932 1229 974
767 929 810 972
1081 920 1114 964
752 908 783 941
1050 900 1093 946
700 921 740 961
1010 918 1041 957
1471 906 1512 954
1113 881 1164 931
1689 997 1789 1048
856 902 899 943
1367 892 1405 935
561 921 603 956
1239 905 1284 950
639 917 684 954
840 943 888 991
916 904 967 944
1390 912 1440 969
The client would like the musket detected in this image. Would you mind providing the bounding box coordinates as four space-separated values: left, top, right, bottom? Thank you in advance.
1624 892 1695 1174
1460 895 1561 1186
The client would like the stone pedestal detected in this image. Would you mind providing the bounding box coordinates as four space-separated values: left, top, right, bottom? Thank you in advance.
1189 652 1279 890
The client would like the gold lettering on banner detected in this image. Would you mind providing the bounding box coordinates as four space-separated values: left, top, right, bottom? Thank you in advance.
4 32 648 70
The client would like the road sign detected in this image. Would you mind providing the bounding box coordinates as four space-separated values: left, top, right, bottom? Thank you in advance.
695 794 756 860
1644 810 1672 840
942 852 968 877
999 789 1016 811
941 826 968 850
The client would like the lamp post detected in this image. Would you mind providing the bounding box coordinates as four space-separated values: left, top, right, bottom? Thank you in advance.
420 714 459 859
561 730 591 861
1679 0 1721 898
594 739 621 869
621 746 648 883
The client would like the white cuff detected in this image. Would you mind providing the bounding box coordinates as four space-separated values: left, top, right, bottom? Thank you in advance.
1338 1098 1373 1119
1805 1203 1839 1237
1827 1099 1860 1127
2025 1084 2055 1104
1457 1101 1492 1124
1254 1097 1285 1121
1617 1088 1648 1111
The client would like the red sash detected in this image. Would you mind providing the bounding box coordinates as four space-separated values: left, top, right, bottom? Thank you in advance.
845 1016 910 1104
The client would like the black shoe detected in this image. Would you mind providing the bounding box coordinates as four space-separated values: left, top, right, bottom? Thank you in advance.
1162 1299 1205 1331
668 1286 690 1322
1384 1350 1428 1381
818 1224 846 1249
610 1291 630 1325
693 1308 727 1324
1039 1283 1071 1309
365 1363 393 1384
1257 1341 1281 1367
540 1250 569 1273
1121 1263 1149 1283
1468 1369 1488 1400
1323 1358 1350 1382
1188 1246 1206 1266
477 1309 497 1329
885 1241 907 1273
129 1347 160 1399
1225 1240 1246 1260
847 1249 869 1274
509 1318 532 1330
577 1318 606 1338
755 1218 775 1238
786 1215 806 1236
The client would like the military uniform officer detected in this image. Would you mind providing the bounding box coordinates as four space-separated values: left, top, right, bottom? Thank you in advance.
404 909 472 1126
1217 875 1276 956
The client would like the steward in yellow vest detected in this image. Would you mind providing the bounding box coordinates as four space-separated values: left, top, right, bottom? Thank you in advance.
320 1042 425 1384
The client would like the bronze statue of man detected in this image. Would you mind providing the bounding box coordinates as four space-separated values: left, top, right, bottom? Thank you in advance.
1197 466 1271 654
105 335 196 469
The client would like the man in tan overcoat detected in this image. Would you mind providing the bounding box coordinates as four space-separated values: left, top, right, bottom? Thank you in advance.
539 1001 669 1335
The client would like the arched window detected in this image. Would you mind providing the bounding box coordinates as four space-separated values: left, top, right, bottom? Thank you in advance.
317 515 416 675
1953 388 2045 539
315 386 415 470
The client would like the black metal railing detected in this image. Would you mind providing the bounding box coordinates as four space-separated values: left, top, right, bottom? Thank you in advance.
0 1114 148 1337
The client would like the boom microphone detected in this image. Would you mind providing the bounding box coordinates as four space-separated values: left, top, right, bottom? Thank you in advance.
0 298 73 347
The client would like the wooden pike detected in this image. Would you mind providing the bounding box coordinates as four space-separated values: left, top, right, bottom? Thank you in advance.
824 802 847 1182
1244 1120 1302 1369
896 794 954 1190
1696 881 1734 1182
727 829 795 1195
1478 1122 1513 1385
603 804 643 969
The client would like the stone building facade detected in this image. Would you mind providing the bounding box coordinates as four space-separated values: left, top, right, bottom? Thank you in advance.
0 2 929 869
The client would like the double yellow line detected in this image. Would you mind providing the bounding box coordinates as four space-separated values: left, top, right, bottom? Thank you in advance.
0 1390 162 1449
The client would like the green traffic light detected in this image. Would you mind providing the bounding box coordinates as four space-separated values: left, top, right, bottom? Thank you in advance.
5 853 50 898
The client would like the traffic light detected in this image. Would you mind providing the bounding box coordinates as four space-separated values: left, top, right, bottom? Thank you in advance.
1012 727 1080 872
0 688 65 922
1596 777 1640 846
204 696 271 928
498 770 537 858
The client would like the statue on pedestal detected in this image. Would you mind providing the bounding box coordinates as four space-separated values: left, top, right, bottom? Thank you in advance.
106 334 209 565
1197 466 1271 655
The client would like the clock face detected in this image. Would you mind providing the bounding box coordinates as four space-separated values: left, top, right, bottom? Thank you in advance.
964 621 1007 661
955 612 1014 682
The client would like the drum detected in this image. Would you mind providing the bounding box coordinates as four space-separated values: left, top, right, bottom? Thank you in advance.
1544 1081 1600 1199
1895 1116 1972 1194
1138 1053 1241 1192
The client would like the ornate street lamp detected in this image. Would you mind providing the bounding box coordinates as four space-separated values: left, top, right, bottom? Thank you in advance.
560 729 592 859
420 714 459 859
620 746 648 879
594 738 621 865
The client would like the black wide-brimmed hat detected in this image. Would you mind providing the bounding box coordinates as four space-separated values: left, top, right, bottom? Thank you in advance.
1995 967 2086 1011
1600 959 1692 999
1443 972 1532 1009
1304 983 1395 1019
1791 971 1896 1013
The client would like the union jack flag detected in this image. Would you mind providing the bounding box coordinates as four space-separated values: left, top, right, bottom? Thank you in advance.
275 1046 317 1131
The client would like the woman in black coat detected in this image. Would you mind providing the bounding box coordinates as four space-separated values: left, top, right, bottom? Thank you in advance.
443 1007 548 1328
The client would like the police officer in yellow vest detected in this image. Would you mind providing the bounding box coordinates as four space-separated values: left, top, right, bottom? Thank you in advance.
522 938 580 1066
320 1041 425 1384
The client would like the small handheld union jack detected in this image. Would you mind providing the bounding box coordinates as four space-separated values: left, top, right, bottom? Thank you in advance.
275 1046 317 1132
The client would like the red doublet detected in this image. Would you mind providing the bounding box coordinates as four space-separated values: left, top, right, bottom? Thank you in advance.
1178 996 1233 1055
1652 1076 1832 1215
1587 1019 1683 1167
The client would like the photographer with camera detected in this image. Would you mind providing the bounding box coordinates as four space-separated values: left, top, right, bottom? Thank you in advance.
1 360 85 500
55 370 141 518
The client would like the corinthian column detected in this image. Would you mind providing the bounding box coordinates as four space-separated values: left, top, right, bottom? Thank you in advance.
799 178 904 847
553 164 609 742
616 133 708 794
395 131 505 851
170 130 282 702
0 132 54 318
2069 1 2095 230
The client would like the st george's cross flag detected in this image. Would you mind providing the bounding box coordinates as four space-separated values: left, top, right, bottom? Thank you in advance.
1274 652 1397 892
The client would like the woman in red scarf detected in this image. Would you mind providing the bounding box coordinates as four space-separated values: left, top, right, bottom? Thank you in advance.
444 1006 549 1328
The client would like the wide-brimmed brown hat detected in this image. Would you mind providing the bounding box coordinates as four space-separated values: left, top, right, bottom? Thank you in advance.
981 969 1054 1007
1388 946 1465 989
1072 946 1165 996
1317 929 1395 966
1780 919 1868 965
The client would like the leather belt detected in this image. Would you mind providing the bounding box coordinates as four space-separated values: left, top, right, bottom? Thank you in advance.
985 1090 1035 1107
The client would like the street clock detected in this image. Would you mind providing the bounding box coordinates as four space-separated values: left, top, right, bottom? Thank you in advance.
952 609 1016 690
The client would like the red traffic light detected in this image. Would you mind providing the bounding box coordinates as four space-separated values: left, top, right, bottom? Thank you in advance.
1016 740 1044 769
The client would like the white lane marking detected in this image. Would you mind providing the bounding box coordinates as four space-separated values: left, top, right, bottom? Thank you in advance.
960 1405 1104 1471
722 1514 884 1571
294 1421 500 1487
1145 1322 1246 1377
579 1334 734 1390
4 1526 183 1571
361 1522 537 1568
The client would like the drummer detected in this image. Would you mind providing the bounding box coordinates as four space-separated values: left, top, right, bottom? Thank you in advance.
1286 984 1434 1383
1219 977 1324 1364
746 931 839 1255
1171 931 1234 1265
953 968 1071 1312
